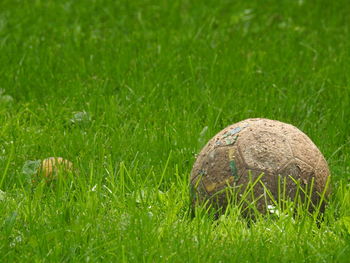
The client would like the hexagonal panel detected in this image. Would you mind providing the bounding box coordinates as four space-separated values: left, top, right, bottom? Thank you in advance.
314 155 330 194
287 129 321 168
277 159 315 200
238 127 293 173
238 168 277 212
201 146 245 195
278 159 315 184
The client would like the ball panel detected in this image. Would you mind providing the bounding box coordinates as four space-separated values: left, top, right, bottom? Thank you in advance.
191 176 210 205
237 127 293 173
314 155 331 195
239 168 277 213
277 159 317 202
191 120 250 185
278 159 315 185
193 145 245 195
287 129 321 167
190 151 210 185
201 147 232 195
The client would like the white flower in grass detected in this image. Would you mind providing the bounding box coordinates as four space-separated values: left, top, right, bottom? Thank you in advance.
10 234 23 248
267 204 280 216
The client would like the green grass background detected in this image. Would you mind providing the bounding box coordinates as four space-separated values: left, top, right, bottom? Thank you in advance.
1 0 350 262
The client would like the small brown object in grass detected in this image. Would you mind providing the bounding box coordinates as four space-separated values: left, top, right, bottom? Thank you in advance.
190 118 330 215
37 157 73 182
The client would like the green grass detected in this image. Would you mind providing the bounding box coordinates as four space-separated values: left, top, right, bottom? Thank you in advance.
1 0 350 261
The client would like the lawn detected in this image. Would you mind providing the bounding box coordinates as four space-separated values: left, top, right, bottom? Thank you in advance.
1 0 350 262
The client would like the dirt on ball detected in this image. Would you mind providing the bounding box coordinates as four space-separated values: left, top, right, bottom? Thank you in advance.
190 118 330 215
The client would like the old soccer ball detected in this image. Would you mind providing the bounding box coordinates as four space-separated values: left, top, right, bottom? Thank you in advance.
190 118 330 214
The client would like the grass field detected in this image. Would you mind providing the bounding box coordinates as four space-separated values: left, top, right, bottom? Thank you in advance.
1 0 350 262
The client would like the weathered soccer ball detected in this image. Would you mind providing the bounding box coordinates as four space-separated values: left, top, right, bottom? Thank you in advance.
36 157 73 182
190 118 330 214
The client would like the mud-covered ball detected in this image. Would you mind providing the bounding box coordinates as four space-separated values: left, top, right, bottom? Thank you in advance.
190 118 330 214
